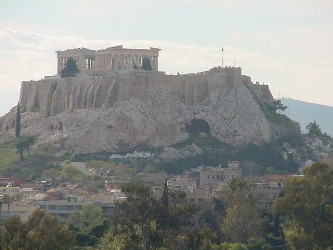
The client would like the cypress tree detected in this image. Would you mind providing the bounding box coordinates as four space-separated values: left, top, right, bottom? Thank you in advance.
15 102 21 138
161 178 169 206
60 57 80 78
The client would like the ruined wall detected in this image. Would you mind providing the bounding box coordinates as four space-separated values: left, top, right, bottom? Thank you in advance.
246 83 274 103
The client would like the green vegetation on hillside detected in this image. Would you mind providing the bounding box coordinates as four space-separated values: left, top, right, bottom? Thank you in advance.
305 120 331 138
15 136 36 160
87 160 136 178
61 163 86 181
0 139 61 178
0 139 20 172
174 132 228 151
259 101 291 124
246 85 290 124
157 139 300 175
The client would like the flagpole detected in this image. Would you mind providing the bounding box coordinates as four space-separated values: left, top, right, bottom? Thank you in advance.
222 47 224 68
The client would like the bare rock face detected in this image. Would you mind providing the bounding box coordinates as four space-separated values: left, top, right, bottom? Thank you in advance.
194 84 271 145
63 88 191 154
0 69 299 155
0 85 271 155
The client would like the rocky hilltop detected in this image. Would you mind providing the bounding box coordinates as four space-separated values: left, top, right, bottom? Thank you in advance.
0 67 299 155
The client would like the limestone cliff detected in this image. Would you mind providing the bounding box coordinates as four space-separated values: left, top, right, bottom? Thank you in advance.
0 67 300 155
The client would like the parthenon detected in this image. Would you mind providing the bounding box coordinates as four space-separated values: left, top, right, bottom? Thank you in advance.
56 45 161 75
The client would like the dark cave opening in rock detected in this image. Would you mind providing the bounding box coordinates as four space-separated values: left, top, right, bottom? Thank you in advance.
185 118 210 135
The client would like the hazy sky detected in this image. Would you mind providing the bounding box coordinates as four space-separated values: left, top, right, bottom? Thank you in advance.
0 0 332 116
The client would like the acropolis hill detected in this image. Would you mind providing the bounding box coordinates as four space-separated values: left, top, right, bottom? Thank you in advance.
0 46 299 155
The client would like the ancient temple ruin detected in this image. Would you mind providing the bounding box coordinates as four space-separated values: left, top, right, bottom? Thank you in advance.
56 45 160 75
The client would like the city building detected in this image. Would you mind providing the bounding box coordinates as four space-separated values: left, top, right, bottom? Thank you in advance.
197 161 242 188
138 172 167 186
38 196 114 220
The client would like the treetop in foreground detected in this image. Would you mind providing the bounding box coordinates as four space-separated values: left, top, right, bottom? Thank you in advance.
273 162 333 249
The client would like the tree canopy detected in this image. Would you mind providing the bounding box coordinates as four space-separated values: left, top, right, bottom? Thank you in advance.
99 182 219 249
15 135 36 160
0 209 73 250
61 163 86 181
306 120 325 137
273 100 287 112
60 57 80 78
273 162 333 249
221 178 264 243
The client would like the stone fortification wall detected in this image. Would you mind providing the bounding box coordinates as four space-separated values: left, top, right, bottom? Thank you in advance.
20 80 54 114
19 67 265 116
246 83 274 103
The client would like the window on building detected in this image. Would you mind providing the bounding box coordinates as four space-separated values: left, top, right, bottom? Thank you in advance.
48 205 56 210
207 175 210 179
64 205 74 210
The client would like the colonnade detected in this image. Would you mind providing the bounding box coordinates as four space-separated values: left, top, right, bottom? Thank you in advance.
56 46 160 75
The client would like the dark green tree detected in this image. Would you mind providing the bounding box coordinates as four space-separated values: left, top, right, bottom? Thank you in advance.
104 183 159 249
69 203 102 227
1 215 28 249
161 178 169 206
99 183 208 249
15 102 21 138
26 209 74 250
221 178 264 243
273 162 333 249
141 57 152 71
60 57 80 78
15 135 36 160
61 163 86 181
306 120 323 137
272 100 287 112
0 209 74 250
68 204 107 248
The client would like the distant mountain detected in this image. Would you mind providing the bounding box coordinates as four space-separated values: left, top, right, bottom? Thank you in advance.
280 98 333 135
